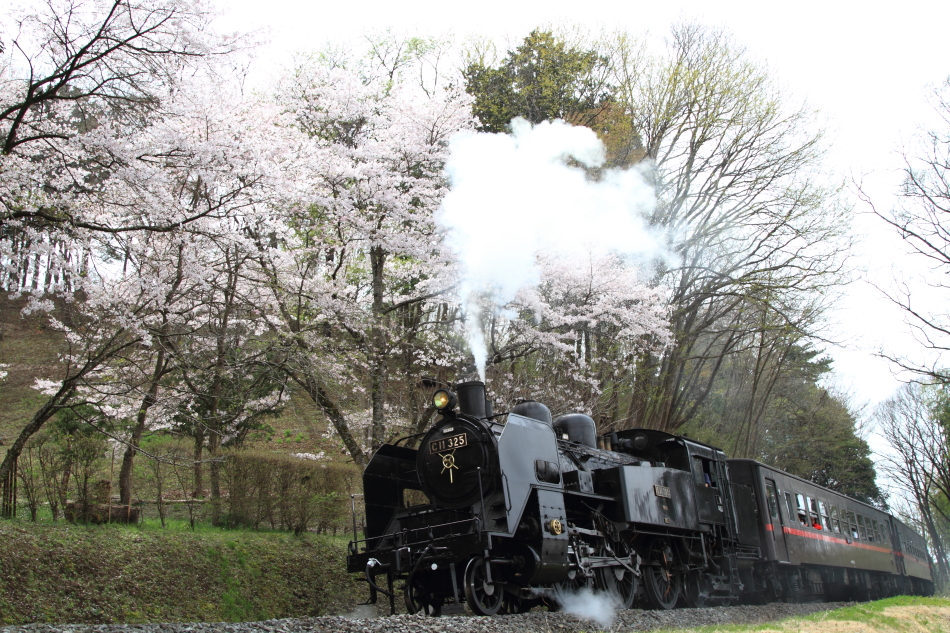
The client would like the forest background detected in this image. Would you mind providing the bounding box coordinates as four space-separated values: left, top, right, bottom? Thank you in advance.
0 0 949 594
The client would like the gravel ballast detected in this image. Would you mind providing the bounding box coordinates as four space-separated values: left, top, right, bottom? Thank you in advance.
0 602 851 633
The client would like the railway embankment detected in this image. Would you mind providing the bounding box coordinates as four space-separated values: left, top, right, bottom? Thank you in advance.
1 521 947 631
0 521 364 625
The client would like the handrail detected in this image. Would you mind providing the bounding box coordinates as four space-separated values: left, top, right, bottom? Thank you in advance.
349 517 479 550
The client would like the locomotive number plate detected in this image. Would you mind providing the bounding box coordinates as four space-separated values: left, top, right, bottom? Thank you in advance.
429 433 468 454
654 485 672 498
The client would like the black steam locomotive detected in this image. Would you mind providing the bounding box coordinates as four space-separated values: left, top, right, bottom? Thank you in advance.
346 381 934 615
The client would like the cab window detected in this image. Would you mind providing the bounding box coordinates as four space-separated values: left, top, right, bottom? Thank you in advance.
765 480 780 520
692 456 718 488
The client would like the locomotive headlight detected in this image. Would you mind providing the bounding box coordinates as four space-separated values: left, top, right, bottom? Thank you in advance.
432 389 457 410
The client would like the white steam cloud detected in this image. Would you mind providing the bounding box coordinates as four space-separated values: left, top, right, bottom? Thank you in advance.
551 585 620 627
440 117 666 378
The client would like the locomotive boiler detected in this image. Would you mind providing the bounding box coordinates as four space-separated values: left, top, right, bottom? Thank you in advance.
346 380 934 615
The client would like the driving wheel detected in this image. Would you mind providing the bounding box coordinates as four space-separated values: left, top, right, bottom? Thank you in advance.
643 539 681 610
548 565 594 611
464 557 503 615
404 578 442 616
681 571 711 608
595 542 638 609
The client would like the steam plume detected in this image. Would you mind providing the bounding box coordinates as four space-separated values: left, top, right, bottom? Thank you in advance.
551 585 620 627
439 117 664 379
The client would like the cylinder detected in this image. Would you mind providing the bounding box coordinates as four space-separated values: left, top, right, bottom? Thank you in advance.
553 413 597 448
457 381 487 419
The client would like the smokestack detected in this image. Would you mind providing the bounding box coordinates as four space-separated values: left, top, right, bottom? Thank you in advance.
457 381 487 419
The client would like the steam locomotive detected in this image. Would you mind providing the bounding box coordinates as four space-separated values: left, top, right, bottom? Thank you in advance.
346 381 934 615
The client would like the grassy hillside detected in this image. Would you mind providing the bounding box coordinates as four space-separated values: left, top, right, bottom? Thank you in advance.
0 519 369 625
0 295 65 446
0 294 337 452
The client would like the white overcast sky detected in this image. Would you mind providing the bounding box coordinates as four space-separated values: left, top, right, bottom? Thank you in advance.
216 0 950 412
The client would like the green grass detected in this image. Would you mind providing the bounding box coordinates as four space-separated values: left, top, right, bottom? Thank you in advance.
802 596 950 631
646 596 950 633
0 517 368 625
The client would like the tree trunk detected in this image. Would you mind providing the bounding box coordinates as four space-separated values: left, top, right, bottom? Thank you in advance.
208 429 221 525
0 383 76 487
292 370 368 468
192 432 204 498
369 245 387 451
118 349 165 505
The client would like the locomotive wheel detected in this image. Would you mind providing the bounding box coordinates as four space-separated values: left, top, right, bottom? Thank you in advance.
404 579 442 616
644 540 681 610
548 570 594 611
595 543 638 609
464 557 503 616
681 571 711 608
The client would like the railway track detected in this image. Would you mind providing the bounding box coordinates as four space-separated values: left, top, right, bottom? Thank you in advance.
0 602 851 633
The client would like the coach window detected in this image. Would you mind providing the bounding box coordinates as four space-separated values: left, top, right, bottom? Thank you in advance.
818 500 831 531
830 505 841 533
807 497 821 529
857 514 868 540
785 492 796 524
795 493 808 525
846 511 858 538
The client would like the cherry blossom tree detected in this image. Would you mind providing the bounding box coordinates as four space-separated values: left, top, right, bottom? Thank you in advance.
251 58 473 466
479 253 669 422
0 73 289 488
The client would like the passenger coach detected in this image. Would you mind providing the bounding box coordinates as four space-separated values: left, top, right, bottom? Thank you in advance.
729 460 934 601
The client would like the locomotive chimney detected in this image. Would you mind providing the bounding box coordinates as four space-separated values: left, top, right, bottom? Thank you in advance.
457 381 487 419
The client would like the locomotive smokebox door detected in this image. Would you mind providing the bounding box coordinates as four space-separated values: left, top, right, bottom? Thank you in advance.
417 416 497 510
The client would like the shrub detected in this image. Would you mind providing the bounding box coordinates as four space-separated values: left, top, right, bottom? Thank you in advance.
221 451 357 534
